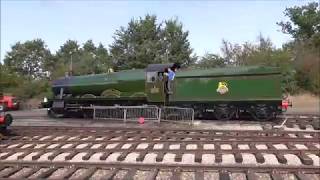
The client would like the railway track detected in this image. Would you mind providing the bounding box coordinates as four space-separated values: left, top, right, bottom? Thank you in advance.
0 161 319 180
279 114 320 130
0 126 319 179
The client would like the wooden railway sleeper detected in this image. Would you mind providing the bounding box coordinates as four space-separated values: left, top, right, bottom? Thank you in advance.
15 166 41 179
60 166 78 179
0 166 23 178
171 168 182 180
297 152 313 165
136 151 148 162
77 167 97 180
234 152 243 163
275 153 287 164
36 166 59 179
254 153 265 163
65 151 78 160
304 143 319 150
102 168 119 180
174 152 183 162
219 170 231 180
0 152 16 160
123 168 137 180
246 171 259 180
99 151 113 160
295 172 311 180
16 150 33 160
48 151 63 160
31 150 46 160
215 153 222 163
194 152 202 163
146 169 159 180
195 170 204 180
82 151 95 160
117 151 130 161
270 170 283 180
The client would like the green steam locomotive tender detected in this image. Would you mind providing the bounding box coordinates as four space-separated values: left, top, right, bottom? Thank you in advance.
49 63 285 120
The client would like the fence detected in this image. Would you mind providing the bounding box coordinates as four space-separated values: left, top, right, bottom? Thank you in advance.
93 105 160 123
160 106 194 124
92 105 194 124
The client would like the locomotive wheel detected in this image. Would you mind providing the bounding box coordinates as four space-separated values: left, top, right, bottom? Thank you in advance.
81 94 96 98
48 109 64 118
250 105 274 121
214 105 236 121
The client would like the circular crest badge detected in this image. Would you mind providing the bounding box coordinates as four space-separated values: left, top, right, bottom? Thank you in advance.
216 81 229 95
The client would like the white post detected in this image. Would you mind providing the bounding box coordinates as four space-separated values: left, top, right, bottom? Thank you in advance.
93 106 96 120
124 108 127 123
158 108 161 124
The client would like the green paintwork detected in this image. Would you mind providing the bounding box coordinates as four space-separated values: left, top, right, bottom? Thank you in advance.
176 66 280 77
53 69 146 97
146 75 165 103
53 65 282 103
173 75 282 102
147 66 282 102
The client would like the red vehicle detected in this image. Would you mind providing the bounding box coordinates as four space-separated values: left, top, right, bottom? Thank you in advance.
0 95 19 110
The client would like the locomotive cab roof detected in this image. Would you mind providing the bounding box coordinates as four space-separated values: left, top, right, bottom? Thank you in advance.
146 63 174 72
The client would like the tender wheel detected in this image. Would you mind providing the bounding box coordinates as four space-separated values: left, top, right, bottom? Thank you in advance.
48 109 64 118
250 104 275 121
214 104 236 121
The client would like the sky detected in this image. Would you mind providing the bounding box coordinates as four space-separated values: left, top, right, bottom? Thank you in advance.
0 0 316 61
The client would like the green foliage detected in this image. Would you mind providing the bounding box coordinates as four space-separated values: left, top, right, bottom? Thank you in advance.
219 35 297 94
162 18 195 66
292 44 319 94
110 14 194 70
55 40 81 76
0 64 24 92
278 2 320 94
52 40 112 77
110 15 162 70
3 39 52 79
277 2 319 42
196 53 225 68
5 79 52 99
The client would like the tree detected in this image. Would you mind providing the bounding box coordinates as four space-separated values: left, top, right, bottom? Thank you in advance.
110 15 163 70
220 34 290 67
0 64 23 92
197 53 225 68
162 18 195 66
278 2 320 94
80 40 112 74
110 15 195 70
94 43 112 73
80 40 97 74
277 2 320 42
54 40 81 77
3 39 52 79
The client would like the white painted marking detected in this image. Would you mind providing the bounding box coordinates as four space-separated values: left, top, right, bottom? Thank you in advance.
169 144 180 150
274 117 288 129
182 154 195 164
284 154 302 165
143 153 157 163
238 144 250 150
136 143 148 149
203 144 215 150
222 154 235 164
202 154 215 164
